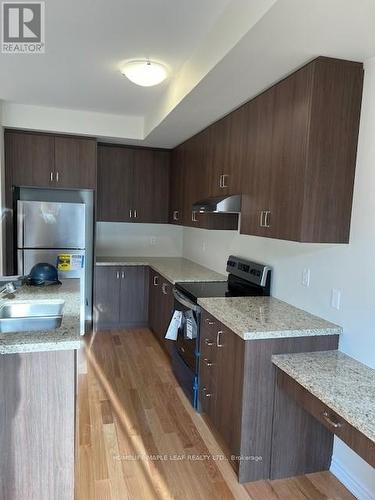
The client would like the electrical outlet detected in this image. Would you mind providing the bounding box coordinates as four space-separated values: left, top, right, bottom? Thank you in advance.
331 289 341 310
302 268 310 287
150 236 156 246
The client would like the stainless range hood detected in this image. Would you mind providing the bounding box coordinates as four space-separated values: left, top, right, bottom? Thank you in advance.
192 194 241 214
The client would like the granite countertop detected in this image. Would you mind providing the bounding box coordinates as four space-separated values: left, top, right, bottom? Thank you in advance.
96 256 226 284
272 351 375 443
0 279 82 355
198 296 342 340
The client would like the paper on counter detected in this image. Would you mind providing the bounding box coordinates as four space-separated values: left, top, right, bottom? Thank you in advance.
165 310 183 341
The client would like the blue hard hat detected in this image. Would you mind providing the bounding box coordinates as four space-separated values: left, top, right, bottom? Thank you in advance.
27 263 61 286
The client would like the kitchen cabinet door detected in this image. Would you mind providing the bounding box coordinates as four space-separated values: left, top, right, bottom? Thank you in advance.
240 90 275 237
97 146 134 222
148 270 161 339
119 266 149 326
133 149 170 223
206 119 227 198
5 131 55 188
207 107 246 198
93 266 121 330
214 325 244 464
183 130 209 227
169 146 185 225
265 65 311 240
54 137 97 189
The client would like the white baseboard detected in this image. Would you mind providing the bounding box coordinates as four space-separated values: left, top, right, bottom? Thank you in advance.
330 457 375 500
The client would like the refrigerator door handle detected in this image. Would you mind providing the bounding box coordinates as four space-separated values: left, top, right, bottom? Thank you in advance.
17 250 24 276
17 201 25 248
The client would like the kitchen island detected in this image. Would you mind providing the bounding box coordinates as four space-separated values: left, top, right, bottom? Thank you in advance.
0 279 81 500
0 279 82 354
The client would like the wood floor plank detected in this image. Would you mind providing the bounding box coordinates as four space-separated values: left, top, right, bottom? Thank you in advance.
78 373 91 446
307 471 356 500
76 329 355 500
102 423 130 499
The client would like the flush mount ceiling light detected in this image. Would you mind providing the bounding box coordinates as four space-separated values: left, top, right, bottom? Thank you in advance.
120 59 168 87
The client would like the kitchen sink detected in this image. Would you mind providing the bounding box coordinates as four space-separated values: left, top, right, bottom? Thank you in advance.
0 299 65 333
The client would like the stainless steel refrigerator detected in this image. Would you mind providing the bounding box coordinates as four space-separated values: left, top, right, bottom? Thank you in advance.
17 200 86 332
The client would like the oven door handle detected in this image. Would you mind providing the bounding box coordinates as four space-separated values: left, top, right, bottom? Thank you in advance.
173 287 200 312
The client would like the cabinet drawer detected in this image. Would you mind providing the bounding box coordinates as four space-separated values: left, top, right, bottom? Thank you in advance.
277 369 375 468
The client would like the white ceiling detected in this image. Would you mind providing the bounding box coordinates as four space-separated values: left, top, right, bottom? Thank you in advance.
2 0 375 148
0 0 231 115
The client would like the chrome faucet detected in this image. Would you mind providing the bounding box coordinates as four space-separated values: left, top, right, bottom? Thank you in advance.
0 282 17 298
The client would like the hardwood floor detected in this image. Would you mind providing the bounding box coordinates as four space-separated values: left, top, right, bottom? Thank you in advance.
76 329 355 500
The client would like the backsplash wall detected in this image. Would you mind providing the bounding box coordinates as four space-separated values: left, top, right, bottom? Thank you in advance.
96 222 183 257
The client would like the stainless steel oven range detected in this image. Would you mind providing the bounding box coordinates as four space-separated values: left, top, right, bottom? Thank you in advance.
172 256 272 410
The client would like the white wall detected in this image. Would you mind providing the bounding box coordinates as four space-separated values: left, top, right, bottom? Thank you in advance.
96 222 183 257
183 58 375 498
2 102 144 141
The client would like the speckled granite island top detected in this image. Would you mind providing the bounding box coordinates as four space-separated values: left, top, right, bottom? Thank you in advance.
0 279 82 355
198 296 342 340
96 257 226 284
272 351 375 443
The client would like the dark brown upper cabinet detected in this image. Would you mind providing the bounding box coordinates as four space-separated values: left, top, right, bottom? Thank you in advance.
170 56 362 241
5 131 55 188
240 57 363 243
170 131 239 231
206 107 246 197
133 149 170 223
97 146 134 222
54 136 96 189
169 146 185 225
5 130 97 190
97 145 170 224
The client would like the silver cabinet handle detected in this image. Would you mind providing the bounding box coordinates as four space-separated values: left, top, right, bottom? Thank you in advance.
204 338 214 346
134 209 137 218
121 271 125 279
322 411 342 429
219 174 223 188
221 174 229 188
153 275 159 286
129 210 132 218
216 330 223 348
202 387 212 398
260 211 264 227
162 283 168 295
203 358 213 367
116 271 120 279
173 210 179 221
260 210 271 228
50 171 54 182
205 318 214 326
264 210 271 228
56 171 59 183
192 211 198 222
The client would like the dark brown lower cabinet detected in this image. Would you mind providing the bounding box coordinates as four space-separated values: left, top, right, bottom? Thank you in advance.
94 265 149 330
199 309 339 483
0 350 75 500
148 269 174 356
